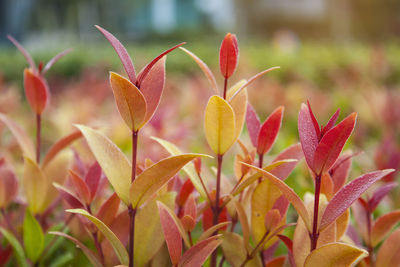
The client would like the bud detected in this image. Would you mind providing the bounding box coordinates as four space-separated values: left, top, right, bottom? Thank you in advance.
24 68 49 115
219 33 239 79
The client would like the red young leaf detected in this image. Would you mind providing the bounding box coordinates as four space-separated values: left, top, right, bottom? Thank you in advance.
306 101 321 138
53 183 85 209
193 158 202 174
257 106 284 155
69 170 91 205
157 201 182 265
329 152 353 193
202 202 228 231
320 169 395 231
272 195 290 218
219 33 239 79
179 236 222 267
95 25 136 83
246 103 261 147
138 56 165 124
270 143 303 180
313 113 357 174
176 179 194 207
183 194 197 221
24 68 49 114
7 35 36 71
85 162 102 201
298 103 319 172
136 42 185 87
42 48 72 75
368 182 397 212
96 193 120 227
321 109 340 136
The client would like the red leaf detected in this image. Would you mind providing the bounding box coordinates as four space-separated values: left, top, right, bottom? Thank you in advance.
24 69 49 114
95 25 136 83
320 169 395 231
219 33 239 79
202 202 228 231
246 103 261 147
270 143 303 180
183 194 197 221
53 183 85 209
265 256 286 267
85 162 102 201
138 56 165 124
0 163 18 208
96 193 120 227
136 42 185 87
157 202 182 265
298 103 319 172
176 179 194 207
7 35 36 71
313 113 357 174
321 109 340 136
307 101 321 138
42 48 72 75
257 106 284 155
368 182 397 212
329 152 353 193
179 236 222 267
69 170 91 205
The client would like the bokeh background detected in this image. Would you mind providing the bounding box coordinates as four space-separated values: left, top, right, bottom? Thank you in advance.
0 0 399 196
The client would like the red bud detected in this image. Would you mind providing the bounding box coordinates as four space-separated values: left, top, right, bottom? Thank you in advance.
219 33 239 79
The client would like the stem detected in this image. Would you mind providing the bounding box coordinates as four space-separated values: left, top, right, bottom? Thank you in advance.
366 209 375 267
129 130 139 267
211 154 224 267
92 232 105 265
223 77 228 99
258 153 264 183
240 230 270 267
310 174 321 251
198 172 213 206
36 114 41 163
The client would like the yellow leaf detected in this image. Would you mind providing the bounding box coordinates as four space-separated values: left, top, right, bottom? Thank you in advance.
336 209 350 241
233 200 251 253
76 125 131 205
204 95 236 155
110 72 147 131
227 80 248 141
130 154 208 208
376 229 400 267
304 243 367 267
23 157 47 214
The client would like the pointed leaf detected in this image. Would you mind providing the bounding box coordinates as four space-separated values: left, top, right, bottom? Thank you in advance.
298 103 319 172
233 200 251 252
368 182 397 212
371 210 400 246
313 113 357 174
130 154 206 208
0 113 35 159
330 152 353 193
257 106 284 155
85 162 102 201
376 229 400 267
42 130 82 168
270 143 303 180
219 33 238 79
157 202 182 265
66 208 129 265
69 171 91 204
96 193 121 227
304 243 367 267
7 35 35 70
49 232 102 267
23 157 47 214
53 183 85 209
0 227 29 267
198 222 231 242
242 162 311 232
23 210 44 263
227 80 248 141
204 95 236 155
179 47 218 93
320 169 395 231
179 236 222 267
110 72 147 131
306 101 321 138
24 68 49 114
95 25 136 83
321 109 340 135
246 103 261 147
76 125 131 205
42 48 72 75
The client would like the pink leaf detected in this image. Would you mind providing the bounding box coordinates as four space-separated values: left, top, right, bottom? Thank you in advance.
157 201 182 265
85 162 102 202
219 33 239 79
7 35 36 71
298 103 319 171
313 113 357 174
95 25 136 83
368 182 397 212
257 106 284 155
69 171 91 205
320 169 395 231
136 42 185 86
246 103 261 147
53 183 85 209
96 193 120 227
270 143 303 180
42 48 72 75
179 236 222 267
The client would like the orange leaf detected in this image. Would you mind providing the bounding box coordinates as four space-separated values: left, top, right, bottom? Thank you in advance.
24 69 49 114
371 210 400 246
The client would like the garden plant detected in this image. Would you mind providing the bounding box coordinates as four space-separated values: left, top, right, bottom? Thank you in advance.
0 26 398 267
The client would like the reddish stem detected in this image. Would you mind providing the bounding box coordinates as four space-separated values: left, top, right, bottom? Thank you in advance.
366 208 375 267
258 153 264 183
223 77 228 99
36 114 41 163
129 130 139 267
210 154 223 267
310 174 321 251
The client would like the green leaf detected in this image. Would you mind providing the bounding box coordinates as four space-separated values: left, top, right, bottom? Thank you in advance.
0 227 29 267
23 210 44 263
66 208 129 265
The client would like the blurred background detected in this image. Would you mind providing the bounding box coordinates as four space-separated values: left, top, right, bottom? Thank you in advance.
0 0 399 194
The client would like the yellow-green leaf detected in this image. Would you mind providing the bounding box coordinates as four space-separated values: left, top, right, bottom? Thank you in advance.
66 208 129 265
23 157 47 214
151 137 208 198
204 95 236 155
76 125 131 205
227 80 248 141
130 154 206 208
304 243 367 267
0 227 29 267
110 72 147 131
23 210 44 263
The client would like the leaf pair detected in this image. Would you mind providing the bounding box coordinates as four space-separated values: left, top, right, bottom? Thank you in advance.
298 102 357 175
